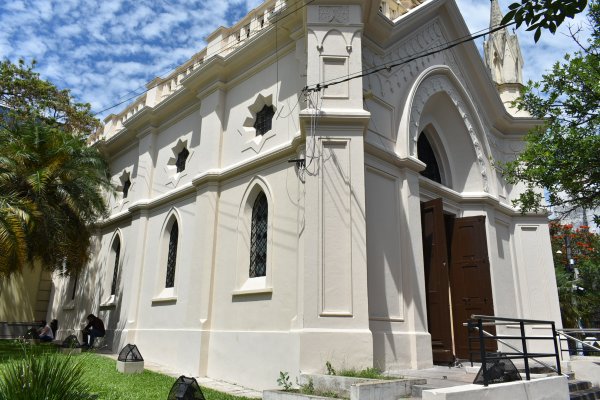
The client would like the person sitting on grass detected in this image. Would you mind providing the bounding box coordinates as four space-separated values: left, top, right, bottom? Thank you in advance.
82 313 105 349
38 320 54 342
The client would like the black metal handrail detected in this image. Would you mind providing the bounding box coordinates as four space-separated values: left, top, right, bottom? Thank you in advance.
557 328 600 356
467 315 562 387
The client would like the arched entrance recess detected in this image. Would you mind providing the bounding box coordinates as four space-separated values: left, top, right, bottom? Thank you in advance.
408 69 497 363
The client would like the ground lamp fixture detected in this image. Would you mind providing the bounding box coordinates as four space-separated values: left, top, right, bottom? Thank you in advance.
62 334 80 348
117 344 144 374
167 375 205 400
473 354 521 386
60 334 82 354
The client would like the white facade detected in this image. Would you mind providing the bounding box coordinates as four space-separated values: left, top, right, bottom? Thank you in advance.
48 0 562 390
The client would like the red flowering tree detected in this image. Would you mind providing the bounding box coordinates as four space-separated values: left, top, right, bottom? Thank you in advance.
549 221 600 328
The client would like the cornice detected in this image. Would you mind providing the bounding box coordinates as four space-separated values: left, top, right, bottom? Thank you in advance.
95 133 304 228
419 178 550 218
364 142 425 172
299 109 371 133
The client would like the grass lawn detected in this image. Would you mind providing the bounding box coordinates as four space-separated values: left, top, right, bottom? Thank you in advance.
0 340 255 400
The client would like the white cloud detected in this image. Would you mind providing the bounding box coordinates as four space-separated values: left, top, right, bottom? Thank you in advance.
56 24 83 37
0 0 592 120
4 1 26 12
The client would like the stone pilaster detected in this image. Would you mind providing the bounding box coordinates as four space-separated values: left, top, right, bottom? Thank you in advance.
299 2 373 373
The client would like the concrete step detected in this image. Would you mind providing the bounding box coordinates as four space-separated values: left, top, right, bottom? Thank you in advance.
411 384 437 398
570 387 600 400
570 380 593 392
569 379 600 400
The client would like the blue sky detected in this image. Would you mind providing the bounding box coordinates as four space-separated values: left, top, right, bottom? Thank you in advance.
0 0 592 120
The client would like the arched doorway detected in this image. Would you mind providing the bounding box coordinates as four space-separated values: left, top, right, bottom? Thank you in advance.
417 131 496 363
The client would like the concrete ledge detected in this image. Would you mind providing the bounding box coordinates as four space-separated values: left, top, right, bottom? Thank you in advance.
298 374 377 398
116 360 144 374
263 390 343 400
350 378 427 400
422 376 569 400
564 357 600 386
298 374 427 400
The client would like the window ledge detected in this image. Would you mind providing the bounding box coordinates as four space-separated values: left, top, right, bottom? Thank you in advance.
151 296 177 304
232 287 273 297
100 295 117 309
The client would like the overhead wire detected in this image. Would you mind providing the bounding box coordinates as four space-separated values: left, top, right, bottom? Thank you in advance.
93 0 313 117
304 20 516 93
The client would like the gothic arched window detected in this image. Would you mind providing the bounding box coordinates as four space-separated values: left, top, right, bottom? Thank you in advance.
249 192 268 277
176 148 189 173
417 133 442 184
254 105 275 136
110 236 121 296
165 221 179 288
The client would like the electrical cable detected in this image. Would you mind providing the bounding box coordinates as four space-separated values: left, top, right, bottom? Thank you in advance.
304 21 516 93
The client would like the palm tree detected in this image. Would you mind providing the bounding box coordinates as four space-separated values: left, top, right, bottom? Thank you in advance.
0 121 111 277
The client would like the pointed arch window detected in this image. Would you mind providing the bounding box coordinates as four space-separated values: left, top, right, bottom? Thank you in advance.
417 133 442 184
249 192 268 277
70 272 78 300
254 105 275 136
165 221 179 288
110 237 121 296
175 148 189 173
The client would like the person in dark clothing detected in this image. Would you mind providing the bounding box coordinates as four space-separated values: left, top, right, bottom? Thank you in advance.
82 313 105 348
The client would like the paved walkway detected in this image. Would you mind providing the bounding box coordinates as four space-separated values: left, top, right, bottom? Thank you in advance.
390 364 479 386
98 352 262 398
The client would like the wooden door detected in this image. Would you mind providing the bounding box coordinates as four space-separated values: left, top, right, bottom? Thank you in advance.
420 199 454 363
449 216 496 359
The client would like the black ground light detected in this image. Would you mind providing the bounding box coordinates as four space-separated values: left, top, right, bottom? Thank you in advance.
116 343 144 373
62 334 80 348
473 353 522 385
118 344 144 362
167 376 206 400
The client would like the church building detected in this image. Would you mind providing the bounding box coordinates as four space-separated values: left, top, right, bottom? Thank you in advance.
48 0 562 389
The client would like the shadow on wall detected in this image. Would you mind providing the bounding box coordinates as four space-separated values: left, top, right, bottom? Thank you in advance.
49 238 129 352
0 265 41 322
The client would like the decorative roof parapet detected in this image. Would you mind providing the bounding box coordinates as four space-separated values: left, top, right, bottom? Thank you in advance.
378 0 425 21
92 0 284 144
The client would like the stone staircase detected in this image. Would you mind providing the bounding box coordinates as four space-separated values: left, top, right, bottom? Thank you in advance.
569 379 600 400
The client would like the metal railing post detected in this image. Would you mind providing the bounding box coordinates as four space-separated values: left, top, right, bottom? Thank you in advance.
551 322 562 375
468 320 474 367
479 318 488 386
520 320 530 380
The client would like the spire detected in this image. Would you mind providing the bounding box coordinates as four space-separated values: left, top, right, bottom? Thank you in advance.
490 0 503 28
484 0 523 85
483 0 527 116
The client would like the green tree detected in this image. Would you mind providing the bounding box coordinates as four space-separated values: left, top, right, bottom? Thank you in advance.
0 60 112 277
501 1 599 224
503 0 588 42
550 222 600 327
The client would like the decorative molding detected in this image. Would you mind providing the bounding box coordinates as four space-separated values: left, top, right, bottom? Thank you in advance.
409 73 490 192
362 19 468 98
318 6 349 24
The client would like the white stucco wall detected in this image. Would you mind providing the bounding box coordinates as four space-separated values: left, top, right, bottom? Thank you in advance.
47 0 563 391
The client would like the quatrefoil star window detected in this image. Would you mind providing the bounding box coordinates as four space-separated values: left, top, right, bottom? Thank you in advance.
167 139 191 173
243 94 276 136
253 105 275 136
118 171 132 199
